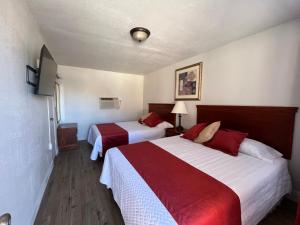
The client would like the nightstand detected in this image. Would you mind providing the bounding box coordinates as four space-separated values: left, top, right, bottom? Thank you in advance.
57 123 79 151
165 128 186 137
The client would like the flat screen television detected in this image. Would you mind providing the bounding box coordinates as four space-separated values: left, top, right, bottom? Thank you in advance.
35 45 57 96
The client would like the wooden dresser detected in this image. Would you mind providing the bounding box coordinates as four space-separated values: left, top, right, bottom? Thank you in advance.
57 123 79 151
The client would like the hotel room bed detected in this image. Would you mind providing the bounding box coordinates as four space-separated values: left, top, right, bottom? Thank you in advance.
101 135 291 225
99 105 298 225
88 121 166 159
88 103 176 160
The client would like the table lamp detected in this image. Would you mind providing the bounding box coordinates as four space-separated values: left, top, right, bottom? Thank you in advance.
171 101 188 132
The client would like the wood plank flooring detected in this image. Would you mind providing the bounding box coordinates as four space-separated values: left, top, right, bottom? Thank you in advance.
34 141 297 225
34 141 124 225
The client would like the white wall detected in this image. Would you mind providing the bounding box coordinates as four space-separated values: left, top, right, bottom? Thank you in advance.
58 66 144 140
0 1 54 225
144 18 300 198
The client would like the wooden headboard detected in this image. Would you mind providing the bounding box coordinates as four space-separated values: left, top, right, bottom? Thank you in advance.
149 103 176 126
196 105 298 159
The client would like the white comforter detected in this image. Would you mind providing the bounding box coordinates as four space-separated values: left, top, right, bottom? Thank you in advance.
88 121 165 160
100 135 292 225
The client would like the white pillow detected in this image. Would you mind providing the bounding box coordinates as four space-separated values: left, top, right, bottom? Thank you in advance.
156 121 174 129
239 138 283 163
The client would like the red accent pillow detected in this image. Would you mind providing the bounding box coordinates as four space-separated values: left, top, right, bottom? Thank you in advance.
143 112 163 127
138 113 152 124
204 129 248 156
181 123 207 140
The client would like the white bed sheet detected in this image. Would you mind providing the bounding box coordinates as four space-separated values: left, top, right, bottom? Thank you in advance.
100 135 292 225
88 121 165 160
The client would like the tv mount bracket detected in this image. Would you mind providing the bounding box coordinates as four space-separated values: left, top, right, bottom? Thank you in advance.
26 65 39 87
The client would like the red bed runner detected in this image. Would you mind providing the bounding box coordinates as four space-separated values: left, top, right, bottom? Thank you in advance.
118 141 241 225
96 123 128 155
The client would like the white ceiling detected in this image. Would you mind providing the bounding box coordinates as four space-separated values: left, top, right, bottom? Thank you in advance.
26 0 300 75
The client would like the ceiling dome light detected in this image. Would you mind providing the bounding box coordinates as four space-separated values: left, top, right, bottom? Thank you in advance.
130 27 150 42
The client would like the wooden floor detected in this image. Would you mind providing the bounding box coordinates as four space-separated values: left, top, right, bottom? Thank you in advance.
35 141 297 225
34 142 124 225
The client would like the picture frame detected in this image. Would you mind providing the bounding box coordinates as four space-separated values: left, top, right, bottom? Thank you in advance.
175 62 203 100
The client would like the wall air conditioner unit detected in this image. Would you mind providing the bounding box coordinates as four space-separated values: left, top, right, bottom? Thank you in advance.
99 97 121 109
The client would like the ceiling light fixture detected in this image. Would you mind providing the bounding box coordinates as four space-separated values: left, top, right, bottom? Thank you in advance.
130 27 150 42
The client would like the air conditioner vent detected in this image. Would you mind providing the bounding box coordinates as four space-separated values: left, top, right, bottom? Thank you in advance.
99 97 121 109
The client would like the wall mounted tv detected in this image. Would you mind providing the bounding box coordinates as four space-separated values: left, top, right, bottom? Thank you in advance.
35 45 57 96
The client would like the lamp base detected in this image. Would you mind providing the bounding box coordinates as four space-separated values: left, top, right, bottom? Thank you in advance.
176 125 184 132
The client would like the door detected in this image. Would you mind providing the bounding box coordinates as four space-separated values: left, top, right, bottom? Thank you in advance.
47 97 58 157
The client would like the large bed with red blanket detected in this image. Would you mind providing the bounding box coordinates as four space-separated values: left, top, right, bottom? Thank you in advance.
100 105 297 225
100 136 291 225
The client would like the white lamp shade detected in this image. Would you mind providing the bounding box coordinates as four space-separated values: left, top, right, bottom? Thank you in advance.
171 101 188 114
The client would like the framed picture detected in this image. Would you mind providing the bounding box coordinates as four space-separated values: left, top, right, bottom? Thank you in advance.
175 62 203 100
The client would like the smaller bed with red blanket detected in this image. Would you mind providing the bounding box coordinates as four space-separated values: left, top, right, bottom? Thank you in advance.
88 103 176 160
88 120 172 160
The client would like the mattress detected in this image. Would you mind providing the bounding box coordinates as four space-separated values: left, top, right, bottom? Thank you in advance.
88 121 165 160
100 135 292 225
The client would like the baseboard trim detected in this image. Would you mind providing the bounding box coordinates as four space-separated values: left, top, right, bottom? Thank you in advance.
30 160 54 225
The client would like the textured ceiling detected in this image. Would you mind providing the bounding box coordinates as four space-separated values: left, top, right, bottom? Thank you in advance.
26 0 300 75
